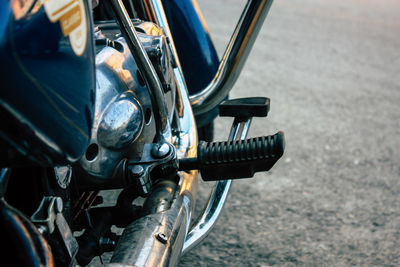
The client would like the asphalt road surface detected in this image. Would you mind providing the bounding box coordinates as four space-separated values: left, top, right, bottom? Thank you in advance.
91 0 399 266
178 0 400 266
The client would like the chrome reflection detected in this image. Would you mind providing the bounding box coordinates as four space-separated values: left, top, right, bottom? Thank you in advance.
97 96 144 149
189 0 274 115
108 0 171 143
182 118 252 254
144 0 198 159
107 1 199 266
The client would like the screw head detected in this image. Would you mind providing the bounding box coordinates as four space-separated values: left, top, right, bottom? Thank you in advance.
151 143 170 158
155 232 168 244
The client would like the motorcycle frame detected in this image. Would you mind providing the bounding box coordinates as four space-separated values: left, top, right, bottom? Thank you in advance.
105 0 274 266
0 0 274 265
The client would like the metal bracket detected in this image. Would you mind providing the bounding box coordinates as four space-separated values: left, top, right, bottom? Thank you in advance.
126 142 178 196
31 196 79 264
182 96 270 253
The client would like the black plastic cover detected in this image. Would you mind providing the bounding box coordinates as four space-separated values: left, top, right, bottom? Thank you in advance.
219 97 270 118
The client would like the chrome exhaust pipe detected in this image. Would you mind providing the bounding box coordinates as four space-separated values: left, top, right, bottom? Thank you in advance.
190 0 274 116
106 1 199 265
107 62 198 267
106 0 270 265
107 78 198 267
108 180 194 266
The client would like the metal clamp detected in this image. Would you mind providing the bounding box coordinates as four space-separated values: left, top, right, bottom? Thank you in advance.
126 142 177 196
31 197 64 234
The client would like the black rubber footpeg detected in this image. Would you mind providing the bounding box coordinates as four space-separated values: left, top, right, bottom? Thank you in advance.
179 132 285 181
219 97 270 118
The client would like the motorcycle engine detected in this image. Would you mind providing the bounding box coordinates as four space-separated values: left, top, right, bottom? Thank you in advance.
76 20 176 189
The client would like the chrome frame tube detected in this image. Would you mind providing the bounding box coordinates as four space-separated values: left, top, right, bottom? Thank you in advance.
182 117 252 254
144 0 198 158
189 0 274 116
108 84 198 266
108 0 171 142
108 69 198 266
108 1 199 266
108 0 265 263
144 0 184 72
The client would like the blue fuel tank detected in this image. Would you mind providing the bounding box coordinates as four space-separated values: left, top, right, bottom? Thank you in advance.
0 0 95 165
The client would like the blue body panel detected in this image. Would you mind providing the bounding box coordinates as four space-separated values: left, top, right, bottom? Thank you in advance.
0 0 218 164
161 0 219 95
0 0 95 164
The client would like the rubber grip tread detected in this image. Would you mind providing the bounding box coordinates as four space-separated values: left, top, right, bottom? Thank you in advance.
198 131 284 181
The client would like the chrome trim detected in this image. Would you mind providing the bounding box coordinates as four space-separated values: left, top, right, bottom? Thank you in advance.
108 1 199 265
144 0 183 71
78 40 154 184
97 96 144 149
109 86 198 266
189 0 274 115
182 117 252 254
109 188 191 267
108 0 171 143
145 0 198 159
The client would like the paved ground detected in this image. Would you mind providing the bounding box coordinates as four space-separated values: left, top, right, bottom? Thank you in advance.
178 0 400 266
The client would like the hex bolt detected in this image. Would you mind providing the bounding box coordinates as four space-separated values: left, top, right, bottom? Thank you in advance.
155 232 168 244
129 165 144 177
151 143 170 158
128 165 150 195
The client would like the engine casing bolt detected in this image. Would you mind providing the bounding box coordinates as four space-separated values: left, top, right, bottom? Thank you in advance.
155 232 168 244
129 165 144 177
151 143 170 158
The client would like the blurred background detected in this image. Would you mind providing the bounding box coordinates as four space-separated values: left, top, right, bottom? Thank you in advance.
179 0 400 266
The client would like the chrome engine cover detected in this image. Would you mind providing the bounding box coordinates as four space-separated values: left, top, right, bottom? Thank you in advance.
76 21 176 189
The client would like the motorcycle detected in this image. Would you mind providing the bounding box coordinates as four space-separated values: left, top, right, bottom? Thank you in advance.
0 0 284 266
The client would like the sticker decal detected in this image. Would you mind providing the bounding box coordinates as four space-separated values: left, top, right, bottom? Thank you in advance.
44 0 87 56
11 0 35 20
